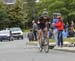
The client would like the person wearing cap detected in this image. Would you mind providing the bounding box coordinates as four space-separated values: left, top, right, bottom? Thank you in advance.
55 16 64 47
51 15 58 46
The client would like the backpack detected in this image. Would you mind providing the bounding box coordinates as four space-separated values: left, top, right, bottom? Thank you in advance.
27 32 34 41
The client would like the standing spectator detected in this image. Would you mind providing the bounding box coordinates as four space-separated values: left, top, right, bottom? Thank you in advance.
32 20 38 41
48 28 53 39
51 16 58 46
55 16 64 47
71 21 74 31
65 22 69 32
64 22 69 37
69 21 74 37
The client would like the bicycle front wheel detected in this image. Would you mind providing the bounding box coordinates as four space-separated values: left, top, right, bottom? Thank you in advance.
43 38 49 53
39 39 43 52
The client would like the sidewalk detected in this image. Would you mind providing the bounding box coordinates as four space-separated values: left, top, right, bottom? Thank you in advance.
54 47 75 52
26 41 75 52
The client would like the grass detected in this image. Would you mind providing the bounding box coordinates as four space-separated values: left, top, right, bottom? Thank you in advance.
27 37 75 46
27 37 75 43
63 37 75 43
49 37 75 43
23 29 29 32
24 29 75 43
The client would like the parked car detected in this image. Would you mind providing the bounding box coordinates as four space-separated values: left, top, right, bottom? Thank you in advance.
0 30 13 41
9 27 23 39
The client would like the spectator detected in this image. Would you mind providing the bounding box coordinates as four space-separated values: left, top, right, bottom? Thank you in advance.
70 21 74 31
48 28 53 39
64 22 69 37
51 15 58 46
65 22 69 32
69 21 74 37
32 20 38 41
55 16 64 47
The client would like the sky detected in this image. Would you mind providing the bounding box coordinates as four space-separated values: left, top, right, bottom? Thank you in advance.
35 0 40 2
3 0 40 4
3 0 16 4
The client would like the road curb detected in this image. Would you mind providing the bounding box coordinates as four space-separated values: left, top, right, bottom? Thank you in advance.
54 48 75 53
26 41 75 52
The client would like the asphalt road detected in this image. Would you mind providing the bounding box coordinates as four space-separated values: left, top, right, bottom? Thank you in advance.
0 33 75 61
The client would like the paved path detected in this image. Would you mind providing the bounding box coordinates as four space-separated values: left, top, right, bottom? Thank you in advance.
0 47 75 61
0 33 75 61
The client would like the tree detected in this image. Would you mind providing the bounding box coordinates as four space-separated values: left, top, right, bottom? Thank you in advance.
5 0 26 29
36 0 75 22
25 0 36 21
0 2 8 29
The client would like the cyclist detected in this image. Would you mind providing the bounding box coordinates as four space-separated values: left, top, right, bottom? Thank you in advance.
37 16 49 47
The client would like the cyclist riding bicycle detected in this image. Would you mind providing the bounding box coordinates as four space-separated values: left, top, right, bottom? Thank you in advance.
37 16 49 43
37 16 50 53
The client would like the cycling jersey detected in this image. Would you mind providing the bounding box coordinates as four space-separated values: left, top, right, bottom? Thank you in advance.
39 20 46 30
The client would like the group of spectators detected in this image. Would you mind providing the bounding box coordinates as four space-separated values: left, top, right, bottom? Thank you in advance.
27 20 50 41
52 16 75 47
52 16 64 47
65 21 75 37
27 16 75 47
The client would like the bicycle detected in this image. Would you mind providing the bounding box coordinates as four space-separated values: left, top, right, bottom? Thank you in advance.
39 30 49 53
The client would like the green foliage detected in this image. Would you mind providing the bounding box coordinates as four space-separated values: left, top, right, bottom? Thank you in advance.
0 0 37 29
0 2 8 29
0 2 7 21
0 10 7 21
0 0 26 29
25 0 36 21
36 0 75 22
1 0 75 29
